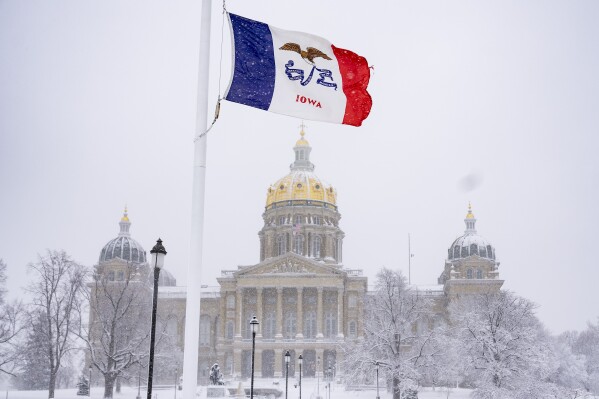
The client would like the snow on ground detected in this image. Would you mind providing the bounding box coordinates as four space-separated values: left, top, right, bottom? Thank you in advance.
3 379 474 399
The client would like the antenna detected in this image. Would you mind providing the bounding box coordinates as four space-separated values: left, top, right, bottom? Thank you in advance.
408 234 414 285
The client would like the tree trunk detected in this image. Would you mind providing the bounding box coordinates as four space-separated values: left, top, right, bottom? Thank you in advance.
48 370 56 399
104 374 115 399
393 376 400 399
116 376 121 393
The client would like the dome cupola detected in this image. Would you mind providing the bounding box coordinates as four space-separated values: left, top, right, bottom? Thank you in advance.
447 204 496 261
99 208 147 264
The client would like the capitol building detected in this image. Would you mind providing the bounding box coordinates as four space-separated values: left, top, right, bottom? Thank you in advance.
92 128 503 384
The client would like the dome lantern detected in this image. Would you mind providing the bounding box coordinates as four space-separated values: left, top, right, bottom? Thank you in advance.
291 126 314 172
99 209 147 264
464 202 476 234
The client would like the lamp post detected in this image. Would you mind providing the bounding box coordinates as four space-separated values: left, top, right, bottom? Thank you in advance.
327 366 332 399
284 351 291 399
147 238 167 399
136 366 141 399
298 354 303 399
375 361 380 399
174 368 178 399
317 356 320 398
250 316 259 399
88 366 92 397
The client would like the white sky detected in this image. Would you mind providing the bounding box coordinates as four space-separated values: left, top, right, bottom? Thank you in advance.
1 0 598 335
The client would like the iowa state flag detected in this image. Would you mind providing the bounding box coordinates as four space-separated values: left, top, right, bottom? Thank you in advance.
225 13 372 127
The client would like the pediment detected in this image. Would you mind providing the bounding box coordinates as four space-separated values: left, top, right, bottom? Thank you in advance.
235 253 343 277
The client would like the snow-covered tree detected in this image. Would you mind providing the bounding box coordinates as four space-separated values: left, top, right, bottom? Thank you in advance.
78 261 152 399
571 318 599 394
0 258 25 377
26 250 87 398
342 269 437 399
449 290 554 399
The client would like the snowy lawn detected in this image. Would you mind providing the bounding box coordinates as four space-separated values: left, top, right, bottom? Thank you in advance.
3 379 475 399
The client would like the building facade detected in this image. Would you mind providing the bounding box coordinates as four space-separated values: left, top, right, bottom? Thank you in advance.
91 129 503 385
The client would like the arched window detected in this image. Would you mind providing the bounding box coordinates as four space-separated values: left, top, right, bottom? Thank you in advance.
294 215 303 225
454 246 460 258
480 246 487 258
487 245 494 259
348 321 357 338
313 236 322 258
277 235 286 256
284 312 296 339
476 269 483 279
348 294 357 308
199 315 211 346
461 246 469 258
293 234 304 255
466 268 473 279
470 243 479 256
313 216 322 225
226 320 234 340
304 311 316 339
325 312 337 338
264 312 276 339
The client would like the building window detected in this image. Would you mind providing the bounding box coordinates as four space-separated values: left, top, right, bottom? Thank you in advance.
108 271 115 281
487 245 494 259
277 235 286 256
470 243 479 256
199 315 211 346
454 246 460 258
284 312 296 339
117 271 124 281
226 320 234 340
293 234 304 255
312 236 322 258
466 268 473 279
348 294 357 308
278 216 286 225
294 215 302 225
313 216 321 225
461 246 469 258
304 311 316 339
480 246 487 258
348 321 357 338
325 312 337 338
227 294 235 309
476 269 483 279
264 313 276 339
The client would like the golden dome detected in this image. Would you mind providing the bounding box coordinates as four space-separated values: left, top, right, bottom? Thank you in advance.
266 171 336 208
266 129 336 209
465 202 475 219
121 206 130 222
295 129 309 147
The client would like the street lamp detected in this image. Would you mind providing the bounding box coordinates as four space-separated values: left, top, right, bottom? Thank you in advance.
174 367 178 399
250 316 259 399
147 238 167 399
298 354 303 399
317 356 320 398
284 351 291 399
375 361 380 399
136 366 141 399
88 365 92 397
327 366 332 399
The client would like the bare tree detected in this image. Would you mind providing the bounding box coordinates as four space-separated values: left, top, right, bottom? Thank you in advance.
77 261 153 399
343 268 436 399
27 250 87 399
0 259 25 376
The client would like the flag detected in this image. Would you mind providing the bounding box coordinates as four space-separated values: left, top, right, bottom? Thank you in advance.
225 13 372 127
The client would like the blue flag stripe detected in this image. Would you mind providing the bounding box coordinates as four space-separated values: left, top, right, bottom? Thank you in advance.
225 13 276 111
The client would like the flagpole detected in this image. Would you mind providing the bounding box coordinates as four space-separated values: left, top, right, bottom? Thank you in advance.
183 0 212 398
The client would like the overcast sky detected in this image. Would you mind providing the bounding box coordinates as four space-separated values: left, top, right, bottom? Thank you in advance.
1 0 598 334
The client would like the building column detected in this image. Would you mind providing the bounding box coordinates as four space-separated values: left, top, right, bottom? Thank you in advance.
256 288 263 339
296 287 304 339
337 289 344 338
233 348 242 378
274 348 283 378
316 287 323 339
218 291 227 345
276 287 283 339
235 288 243 339
255 348 263 378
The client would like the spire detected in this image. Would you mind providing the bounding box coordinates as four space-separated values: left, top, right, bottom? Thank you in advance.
464 202 477 234
119 206 131 237
291 125 314 171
